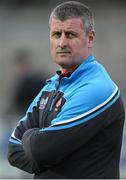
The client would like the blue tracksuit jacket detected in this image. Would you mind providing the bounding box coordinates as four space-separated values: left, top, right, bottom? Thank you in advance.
8 54 125 179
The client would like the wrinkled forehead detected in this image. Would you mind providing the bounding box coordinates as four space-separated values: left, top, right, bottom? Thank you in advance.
50 18 84 31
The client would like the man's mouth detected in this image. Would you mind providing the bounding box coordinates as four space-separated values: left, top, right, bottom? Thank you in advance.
57 51 71 54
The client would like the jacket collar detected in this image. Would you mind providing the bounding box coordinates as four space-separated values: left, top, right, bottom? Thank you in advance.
47 54 95 83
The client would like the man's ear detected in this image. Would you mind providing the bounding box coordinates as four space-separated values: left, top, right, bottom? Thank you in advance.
88 30 95 48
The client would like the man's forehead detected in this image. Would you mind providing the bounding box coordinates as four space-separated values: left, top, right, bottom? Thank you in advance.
50 18 83 30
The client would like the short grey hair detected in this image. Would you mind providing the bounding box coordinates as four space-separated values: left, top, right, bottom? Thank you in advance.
49 1 95 34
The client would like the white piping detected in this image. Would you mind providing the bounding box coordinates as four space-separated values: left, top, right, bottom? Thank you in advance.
51 85 118 127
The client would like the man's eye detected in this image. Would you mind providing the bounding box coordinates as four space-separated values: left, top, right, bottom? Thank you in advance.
52 32 61 38
66 32 76 38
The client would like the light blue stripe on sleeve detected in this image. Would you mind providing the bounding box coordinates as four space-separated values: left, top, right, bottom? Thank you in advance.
9 137 22 145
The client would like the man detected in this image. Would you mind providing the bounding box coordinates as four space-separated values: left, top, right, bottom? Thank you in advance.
7 49 46 115
8 1 125 179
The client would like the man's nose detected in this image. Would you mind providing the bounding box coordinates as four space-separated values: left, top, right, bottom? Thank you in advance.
59 34 68 48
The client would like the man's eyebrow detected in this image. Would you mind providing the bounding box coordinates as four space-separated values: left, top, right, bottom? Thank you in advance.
51 30 61 33
64 30 77 33
50 30 78 36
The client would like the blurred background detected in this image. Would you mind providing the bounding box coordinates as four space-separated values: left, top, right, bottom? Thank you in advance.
0 0 126 178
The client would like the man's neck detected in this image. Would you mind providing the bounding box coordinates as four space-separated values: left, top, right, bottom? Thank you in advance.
61 54 91 74
61 65 79 74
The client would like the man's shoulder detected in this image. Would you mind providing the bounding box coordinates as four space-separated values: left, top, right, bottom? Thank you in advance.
75 68 118 108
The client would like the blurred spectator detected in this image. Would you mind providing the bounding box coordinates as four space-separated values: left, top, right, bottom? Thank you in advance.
6 49 47 116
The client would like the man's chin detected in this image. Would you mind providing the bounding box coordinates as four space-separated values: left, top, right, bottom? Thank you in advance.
55 58 70 66
55 61 75 70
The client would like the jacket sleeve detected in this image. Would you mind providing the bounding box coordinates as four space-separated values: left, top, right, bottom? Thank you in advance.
22 85 122 166
7 91 47 174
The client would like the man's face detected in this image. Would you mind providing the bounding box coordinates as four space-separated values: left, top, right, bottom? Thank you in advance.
50 18 94 71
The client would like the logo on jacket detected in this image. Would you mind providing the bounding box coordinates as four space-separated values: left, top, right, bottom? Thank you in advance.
39 97 48 110
55 98 63 111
